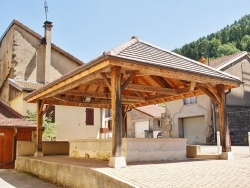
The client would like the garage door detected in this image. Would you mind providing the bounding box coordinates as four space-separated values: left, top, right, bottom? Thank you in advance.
135 121 149 138
183 116 206 144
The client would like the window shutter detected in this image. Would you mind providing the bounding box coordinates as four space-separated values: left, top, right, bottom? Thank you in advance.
86 108 94 125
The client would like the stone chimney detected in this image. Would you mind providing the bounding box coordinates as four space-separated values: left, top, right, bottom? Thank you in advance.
37 21 53 84
43 21 53 84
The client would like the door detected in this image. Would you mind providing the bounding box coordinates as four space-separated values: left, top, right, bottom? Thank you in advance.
135 121 149 138
183 116 206 144
0 128 15 168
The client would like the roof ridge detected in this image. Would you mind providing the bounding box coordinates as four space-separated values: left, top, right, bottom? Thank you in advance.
1 19 84 66
215 51 248 70
107 36 139 55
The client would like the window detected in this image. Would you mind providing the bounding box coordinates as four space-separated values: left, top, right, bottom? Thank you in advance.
86 108 94 125
184 96 197 105
158 120 161 128
46 105 55 123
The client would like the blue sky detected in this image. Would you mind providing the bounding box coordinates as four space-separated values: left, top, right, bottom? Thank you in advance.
1 1 250 62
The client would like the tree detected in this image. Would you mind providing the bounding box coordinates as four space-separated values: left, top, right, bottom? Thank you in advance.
240 35 250 51
217 43 240 57
24 110 57 141
175 14 250 60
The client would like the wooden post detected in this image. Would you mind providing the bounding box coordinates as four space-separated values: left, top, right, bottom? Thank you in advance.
216 84 233 159
122 106 127 138
109 66 126 168
35 100 43 157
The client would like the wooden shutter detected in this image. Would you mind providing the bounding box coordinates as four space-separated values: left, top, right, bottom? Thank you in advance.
86 108 94 125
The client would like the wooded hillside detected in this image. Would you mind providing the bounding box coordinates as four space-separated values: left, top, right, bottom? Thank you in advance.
174 14 250 61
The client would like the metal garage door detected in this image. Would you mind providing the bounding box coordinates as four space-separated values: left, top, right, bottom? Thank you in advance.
135 121 149 138
182 116 206 144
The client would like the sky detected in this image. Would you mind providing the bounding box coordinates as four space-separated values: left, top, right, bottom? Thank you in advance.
1 1 250 63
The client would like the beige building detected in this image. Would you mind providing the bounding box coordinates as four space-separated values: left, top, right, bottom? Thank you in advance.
166 52 250 145
0 20 102 140
127 105 165 138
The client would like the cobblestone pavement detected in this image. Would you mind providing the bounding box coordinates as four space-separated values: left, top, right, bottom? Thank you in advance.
95 146 250 188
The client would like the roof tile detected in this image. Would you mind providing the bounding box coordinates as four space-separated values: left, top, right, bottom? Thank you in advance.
136 105 165 118
209 51 248 69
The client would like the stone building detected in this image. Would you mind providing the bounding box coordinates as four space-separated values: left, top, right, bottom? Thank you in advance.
127 105 165 138
165 52 250 145
0 20 102 140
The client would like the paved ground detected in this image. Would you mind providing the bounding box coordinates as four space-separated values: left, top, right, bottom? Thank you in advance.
95 146 250 188
0 145 249 188
0 169 61 188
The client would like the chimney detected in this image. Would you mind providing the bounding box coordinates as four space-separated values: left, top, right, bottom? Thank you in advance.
43 21 53 84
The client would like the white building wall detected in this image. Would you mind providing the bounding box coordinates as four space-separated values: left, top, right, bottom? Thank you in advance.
55 106 101 141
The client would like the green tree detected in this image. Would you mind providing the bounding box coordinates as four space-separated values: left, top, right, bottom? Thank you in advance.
240 35 250 51
175 14 250 60
217 43 240 57
24 110 57 141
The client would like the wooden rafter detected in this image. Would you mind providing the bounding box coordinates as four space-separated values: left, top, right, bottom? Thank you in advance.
125 84 176 95
207 83 221 104
197 86 220 104
100 72 111 90
109 59 240 87
121 71 136 90
190 81 196 91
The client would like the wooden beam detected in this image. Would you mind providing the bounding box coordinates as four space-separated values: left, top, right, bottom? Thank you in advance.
190 81 196 91
41 102 53 116
109 59 241 87
207 83 221 104
63 91 145 102
216 84 231 152
125 84 177 95
197 86 220 104
100 72 111 90
111 66 123 157
35 100 43 157
26 62 111 103
121 71 136 91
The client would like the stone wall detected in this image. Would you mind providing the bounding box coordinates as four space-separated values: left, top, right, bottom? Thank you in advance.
227 106 250 145
69 138 187 162
0 26 14 102
127 110 154 138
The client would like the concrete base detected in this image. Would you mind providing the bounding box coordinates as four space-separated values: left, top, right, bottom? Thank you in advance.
109 157 127 168
34 151 43 157
221 152 234 160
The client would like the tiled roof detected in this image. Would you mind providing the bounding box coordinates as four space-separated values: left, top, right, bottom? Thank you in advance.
16 80 44 91
209 51 248 69
0 101 22 118
0 19 84 66
106 37 240 82
0 101 36 127
0 118 36 127
25 37 242 102
135 105 165 118
8 79 44 91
